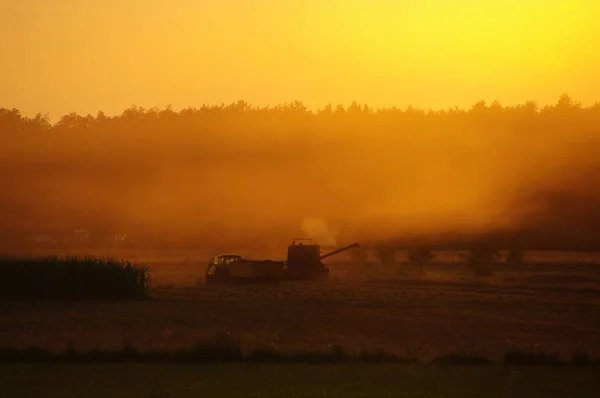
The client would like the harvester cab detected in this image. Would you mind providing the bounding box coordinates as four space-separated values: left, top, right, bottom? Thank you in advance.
284 240 360 280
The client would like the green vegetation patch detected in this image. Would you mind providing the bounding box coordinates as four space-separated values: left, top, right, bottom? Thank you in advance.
0 256 150 300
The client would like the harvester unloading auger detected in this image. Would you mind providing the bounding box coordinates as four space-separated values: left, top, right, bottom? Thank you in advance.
205 240 360 284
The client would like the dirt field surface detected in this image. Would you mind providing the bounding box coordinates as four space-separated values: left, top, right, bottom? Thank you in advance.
2 364 599 398
1 250 599 361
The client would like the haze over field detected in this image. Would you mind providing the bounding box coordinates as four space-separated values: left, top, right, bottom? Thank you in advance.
1 1 600 251
2 98 600 251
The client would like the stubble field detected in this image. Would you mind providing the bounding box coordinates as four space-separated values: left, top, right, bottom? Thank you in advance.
1 249 599 362
2 249 600 396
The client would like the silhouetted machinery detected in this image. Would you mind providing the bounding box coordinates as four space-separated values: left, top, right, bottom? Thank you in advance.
205 240 360 284
205 255 284 285
284 240 360 280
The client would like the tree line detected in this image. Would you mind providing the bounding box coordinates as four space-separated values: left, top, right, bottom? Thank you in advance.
1 94 598 137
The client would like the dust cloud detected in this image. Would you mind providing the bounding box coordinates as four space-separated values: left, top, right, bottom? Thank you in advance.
2 97 600 252
301 218 338 247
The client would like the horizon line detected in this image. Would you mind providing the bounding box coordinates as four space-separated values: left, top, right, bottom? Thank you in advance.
3 93 598 121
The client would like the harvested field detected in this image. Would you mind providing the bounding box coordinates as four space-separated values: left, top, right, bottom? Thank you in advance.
1 249 599 363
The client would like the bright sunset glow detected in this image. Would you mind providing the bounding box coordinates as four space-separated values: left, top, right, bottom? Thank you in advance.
2 0 600 253
1 0 598 118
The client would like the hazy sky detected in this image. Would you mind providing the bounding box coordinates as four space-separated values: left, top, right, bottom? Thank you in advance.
1 0 599 118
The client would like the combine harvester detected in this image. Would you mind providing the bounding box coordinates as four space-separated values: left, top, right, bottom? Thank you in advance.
205 240 360 284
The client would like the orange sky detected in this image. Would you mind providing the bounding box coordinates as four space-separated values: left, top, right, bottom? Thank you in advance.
2 0 599 119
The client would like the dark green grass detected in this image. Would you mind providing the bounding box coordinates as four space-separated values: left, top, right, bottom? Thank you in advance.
2 363 599 398
432 351 493 366
1 338 598 367
0 256 150 300
0 343 411 364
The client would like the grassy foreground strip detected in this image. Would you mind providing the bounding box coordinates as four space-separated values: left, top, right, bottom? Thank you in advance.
2 363 599 398
0 256 150 300
1 341 599 366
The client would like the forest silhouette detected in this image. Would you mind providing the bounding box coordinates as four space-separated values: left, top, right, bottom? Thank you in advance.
2 94 600 252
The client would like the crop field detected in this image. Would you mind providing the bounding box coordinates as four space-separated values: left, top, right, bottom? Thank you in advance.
1 253 599 392
1 248 599 363
1 248 599 396
0 256 149 300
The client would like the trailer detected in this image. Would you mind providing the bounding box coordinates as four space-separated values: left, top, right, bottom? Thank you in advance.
205 254 284 284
